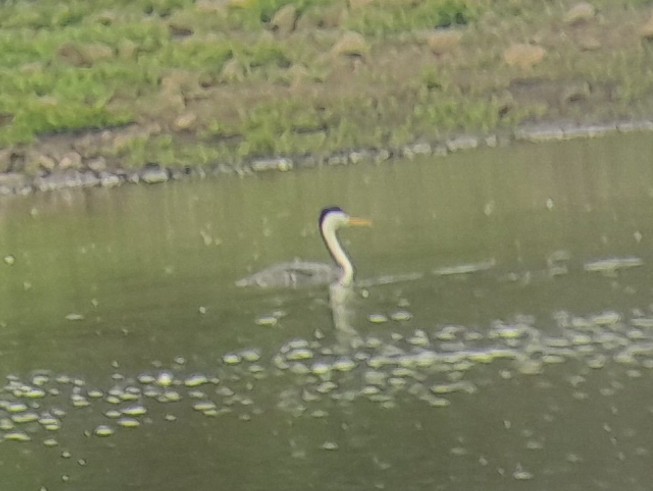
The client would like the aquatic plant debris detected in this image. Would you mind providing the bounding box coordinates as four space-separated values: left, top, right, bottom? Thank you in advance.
3 303 653 457
93 425 114 437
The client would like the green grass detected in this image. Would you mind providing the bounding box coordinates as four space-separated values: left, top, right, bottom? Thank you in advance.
0 7 293 144
344 0 476 36
1 0 653 169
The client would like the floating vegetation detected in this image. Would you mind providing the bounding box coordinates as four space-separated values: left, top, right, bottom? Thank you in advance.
117 417 140 429
2 305 653 461
390 310 413 322
255 315 279 327
155 372 174 387
121 405 147 417
589 312 622 327
255 310 287 327
11 411 39 424
286 348 314 362
3 430 31 442
5 402 28 413
17 387 46 399
310 362 331 376
184 374 209 388
222 353 242 365
38 415 61 430
159 390 182 403
71 394 90 408
368 313 389 324
332 358 356 372
192 401 217 413
512 467 534 480
631 318 653 329
137 374 156 385
93 425 115 437
430 381 477 395
241 349 261 362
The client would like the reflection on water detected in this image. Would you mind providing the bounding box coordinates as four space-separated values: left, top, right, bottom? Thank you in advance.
1 133 653 490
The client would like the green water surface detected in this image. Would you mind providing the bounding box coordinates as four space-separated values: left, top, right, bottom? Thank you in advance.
1 133 653 490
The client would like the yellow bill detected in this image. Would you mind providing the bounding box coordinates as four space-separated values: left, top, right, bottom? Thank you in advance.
348 216 373 227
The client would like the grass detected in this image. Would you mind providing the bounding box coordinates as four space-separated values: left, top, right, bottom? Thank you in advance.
344 0 476 35
1 0 653 170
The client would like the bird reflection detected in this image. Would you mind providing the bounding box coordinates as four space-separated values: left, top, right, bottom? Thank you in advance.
238 206 372 338
329 281 357 335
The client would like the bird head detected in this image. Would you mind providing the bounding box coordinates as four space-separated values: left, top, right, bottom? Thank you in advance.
319 206 372 231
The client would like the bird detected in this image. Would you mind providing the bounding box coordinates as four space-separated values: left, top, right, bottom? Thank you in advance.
235 206 372 289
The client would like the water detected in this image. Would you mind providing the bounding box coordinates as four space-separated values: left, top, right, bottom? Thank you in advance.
1 133 653 490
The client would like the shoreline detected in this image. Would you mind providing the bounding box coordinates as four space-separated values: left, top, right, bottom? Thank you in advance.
3 1 653 195
1 118 651 196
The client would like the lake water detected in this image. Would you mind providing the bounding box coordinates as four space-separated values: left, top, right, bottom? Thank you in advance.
1 133 653 490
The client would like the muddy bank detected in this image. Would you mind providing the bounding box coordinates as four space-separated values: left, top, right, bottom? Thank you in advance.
1 118 652 196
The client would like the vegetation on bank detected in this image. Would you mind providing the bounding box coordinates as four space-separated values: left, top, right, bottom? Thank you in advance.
1 0 653 173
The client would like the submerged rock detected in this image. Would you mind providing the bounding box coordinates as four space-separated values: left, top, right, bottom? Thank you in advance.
402 142 432 159
0 172 27 194
250 158 293 172
99 171 122 188
33 171 87 192
514 125 565 142
59 151 83 170
86 157 107 173
446 135 479 152
140 165 169 184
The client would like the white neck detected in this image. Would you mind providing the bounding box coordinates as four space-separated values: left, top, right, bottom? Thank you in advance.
322 219 354 286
